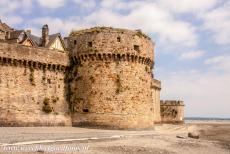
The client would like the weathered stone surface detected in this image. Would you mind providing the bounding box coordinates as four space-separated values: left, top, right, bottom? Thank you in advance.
0 27 184 129
152 79 161 123
160 100 185 124
0 42 71 126
69 27 157 129
188 132 199 139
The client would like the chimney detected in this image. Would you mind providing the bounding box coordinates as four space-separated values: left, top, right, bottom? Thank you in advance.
26 29 31 34
5 31 10 40
41 24 49 47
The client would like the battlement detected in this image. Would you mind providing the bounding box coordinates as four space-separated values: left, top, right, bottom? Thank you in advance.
160 100 185 124
70 27 151 40
151 79 161 90
160 100 184 106
71 53 154 68
69 27 154 62
0 41 69 67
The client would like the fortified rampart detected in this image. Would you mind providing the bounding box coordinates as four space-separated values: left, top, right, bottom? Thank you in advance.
68 27 156 129
160 100 185 124
0 41 71 126
0 26 185 129
151 79 161 124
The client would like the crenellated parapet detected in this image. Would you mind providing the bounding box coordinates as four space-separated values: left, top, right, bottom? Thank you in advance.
71 53 154 68
161 100 184 106
0 57 67 72
0 41 69 72
151 79 161 90
69 27 154 60
160 100 185 124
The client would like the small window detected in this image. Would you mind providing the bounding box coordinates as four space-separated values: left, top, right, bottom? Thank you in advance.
74 40 77 45
88 42 92 47
134 45 140 52
83 109 89 113
117 36 121 42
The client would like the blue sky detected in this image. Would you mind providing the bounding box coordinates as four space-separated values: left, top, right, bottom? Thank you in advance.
1 0 230 118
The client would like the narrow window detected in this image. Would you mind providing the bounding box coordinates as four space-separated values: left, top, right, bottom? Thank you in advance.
74 40 77 45
47 79 51 84
117 36 121 42
88 42 92 47
134 45 140 52
83 109 89 113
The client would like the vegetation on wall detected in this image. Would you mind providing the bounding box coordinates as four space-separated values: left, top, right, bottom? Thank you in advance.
42 97 53 113
115 75 122 94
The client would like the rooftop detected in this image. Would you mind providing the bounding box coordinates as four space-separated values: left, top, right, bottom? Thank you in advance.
69 26 151 40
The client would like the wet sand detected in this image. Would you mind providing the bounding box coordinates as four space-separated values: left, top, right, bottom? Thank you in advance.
0 121 229 154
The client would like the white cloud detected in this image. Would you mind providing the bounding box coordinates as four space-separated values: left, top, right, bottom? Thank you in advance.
2 16 23 26
28 1 198 48
205 55 230 72
0 0 33 26
201 1 230 45
157 0 218 14
85 2 197 47
0 0 32 15
73 0 96 9
0 0 20 15
36 0 66 9
179 50 205 60
159 69 230 118
29 16 89 36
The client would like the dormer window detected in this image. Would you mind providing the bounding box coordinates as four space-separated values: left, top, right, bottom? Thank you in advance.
134 45 140 52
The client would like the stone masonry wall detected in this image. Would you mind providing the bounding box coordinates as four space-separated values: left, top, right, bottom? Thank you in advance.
160 100 185 124
0 42 71 126
151 79 161 123
69 27 157 129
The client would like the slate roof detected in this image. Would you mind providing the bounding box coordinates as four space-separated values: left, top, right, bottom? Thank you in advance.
0 20 14 32
26 32 40 47
46 33 65 48
26 32 65 49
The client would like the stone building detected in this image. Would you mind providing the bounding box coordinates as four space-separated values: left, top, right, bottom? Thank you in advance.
160 100 185 124
4 24 66 51
0 26 184 129
0 20 14 40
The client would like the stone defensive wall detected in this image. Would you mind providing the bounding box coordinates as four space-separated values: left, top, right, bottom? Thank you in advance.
0 41 71 126
151 79 161 123
69 27 154 68
160 100 185 124
69 27 156 129
0 41 69 69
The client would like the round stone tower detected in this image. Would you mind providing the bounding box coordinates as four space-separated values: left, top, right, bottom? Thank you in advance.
69 27 155 129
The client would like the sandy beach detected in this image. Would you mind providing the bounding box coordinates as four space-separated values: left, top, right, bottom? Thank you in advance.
0 121 229 154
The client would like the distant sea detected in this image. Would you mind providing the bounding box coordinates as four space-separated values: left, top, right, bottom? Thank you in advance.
185 117 230 123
